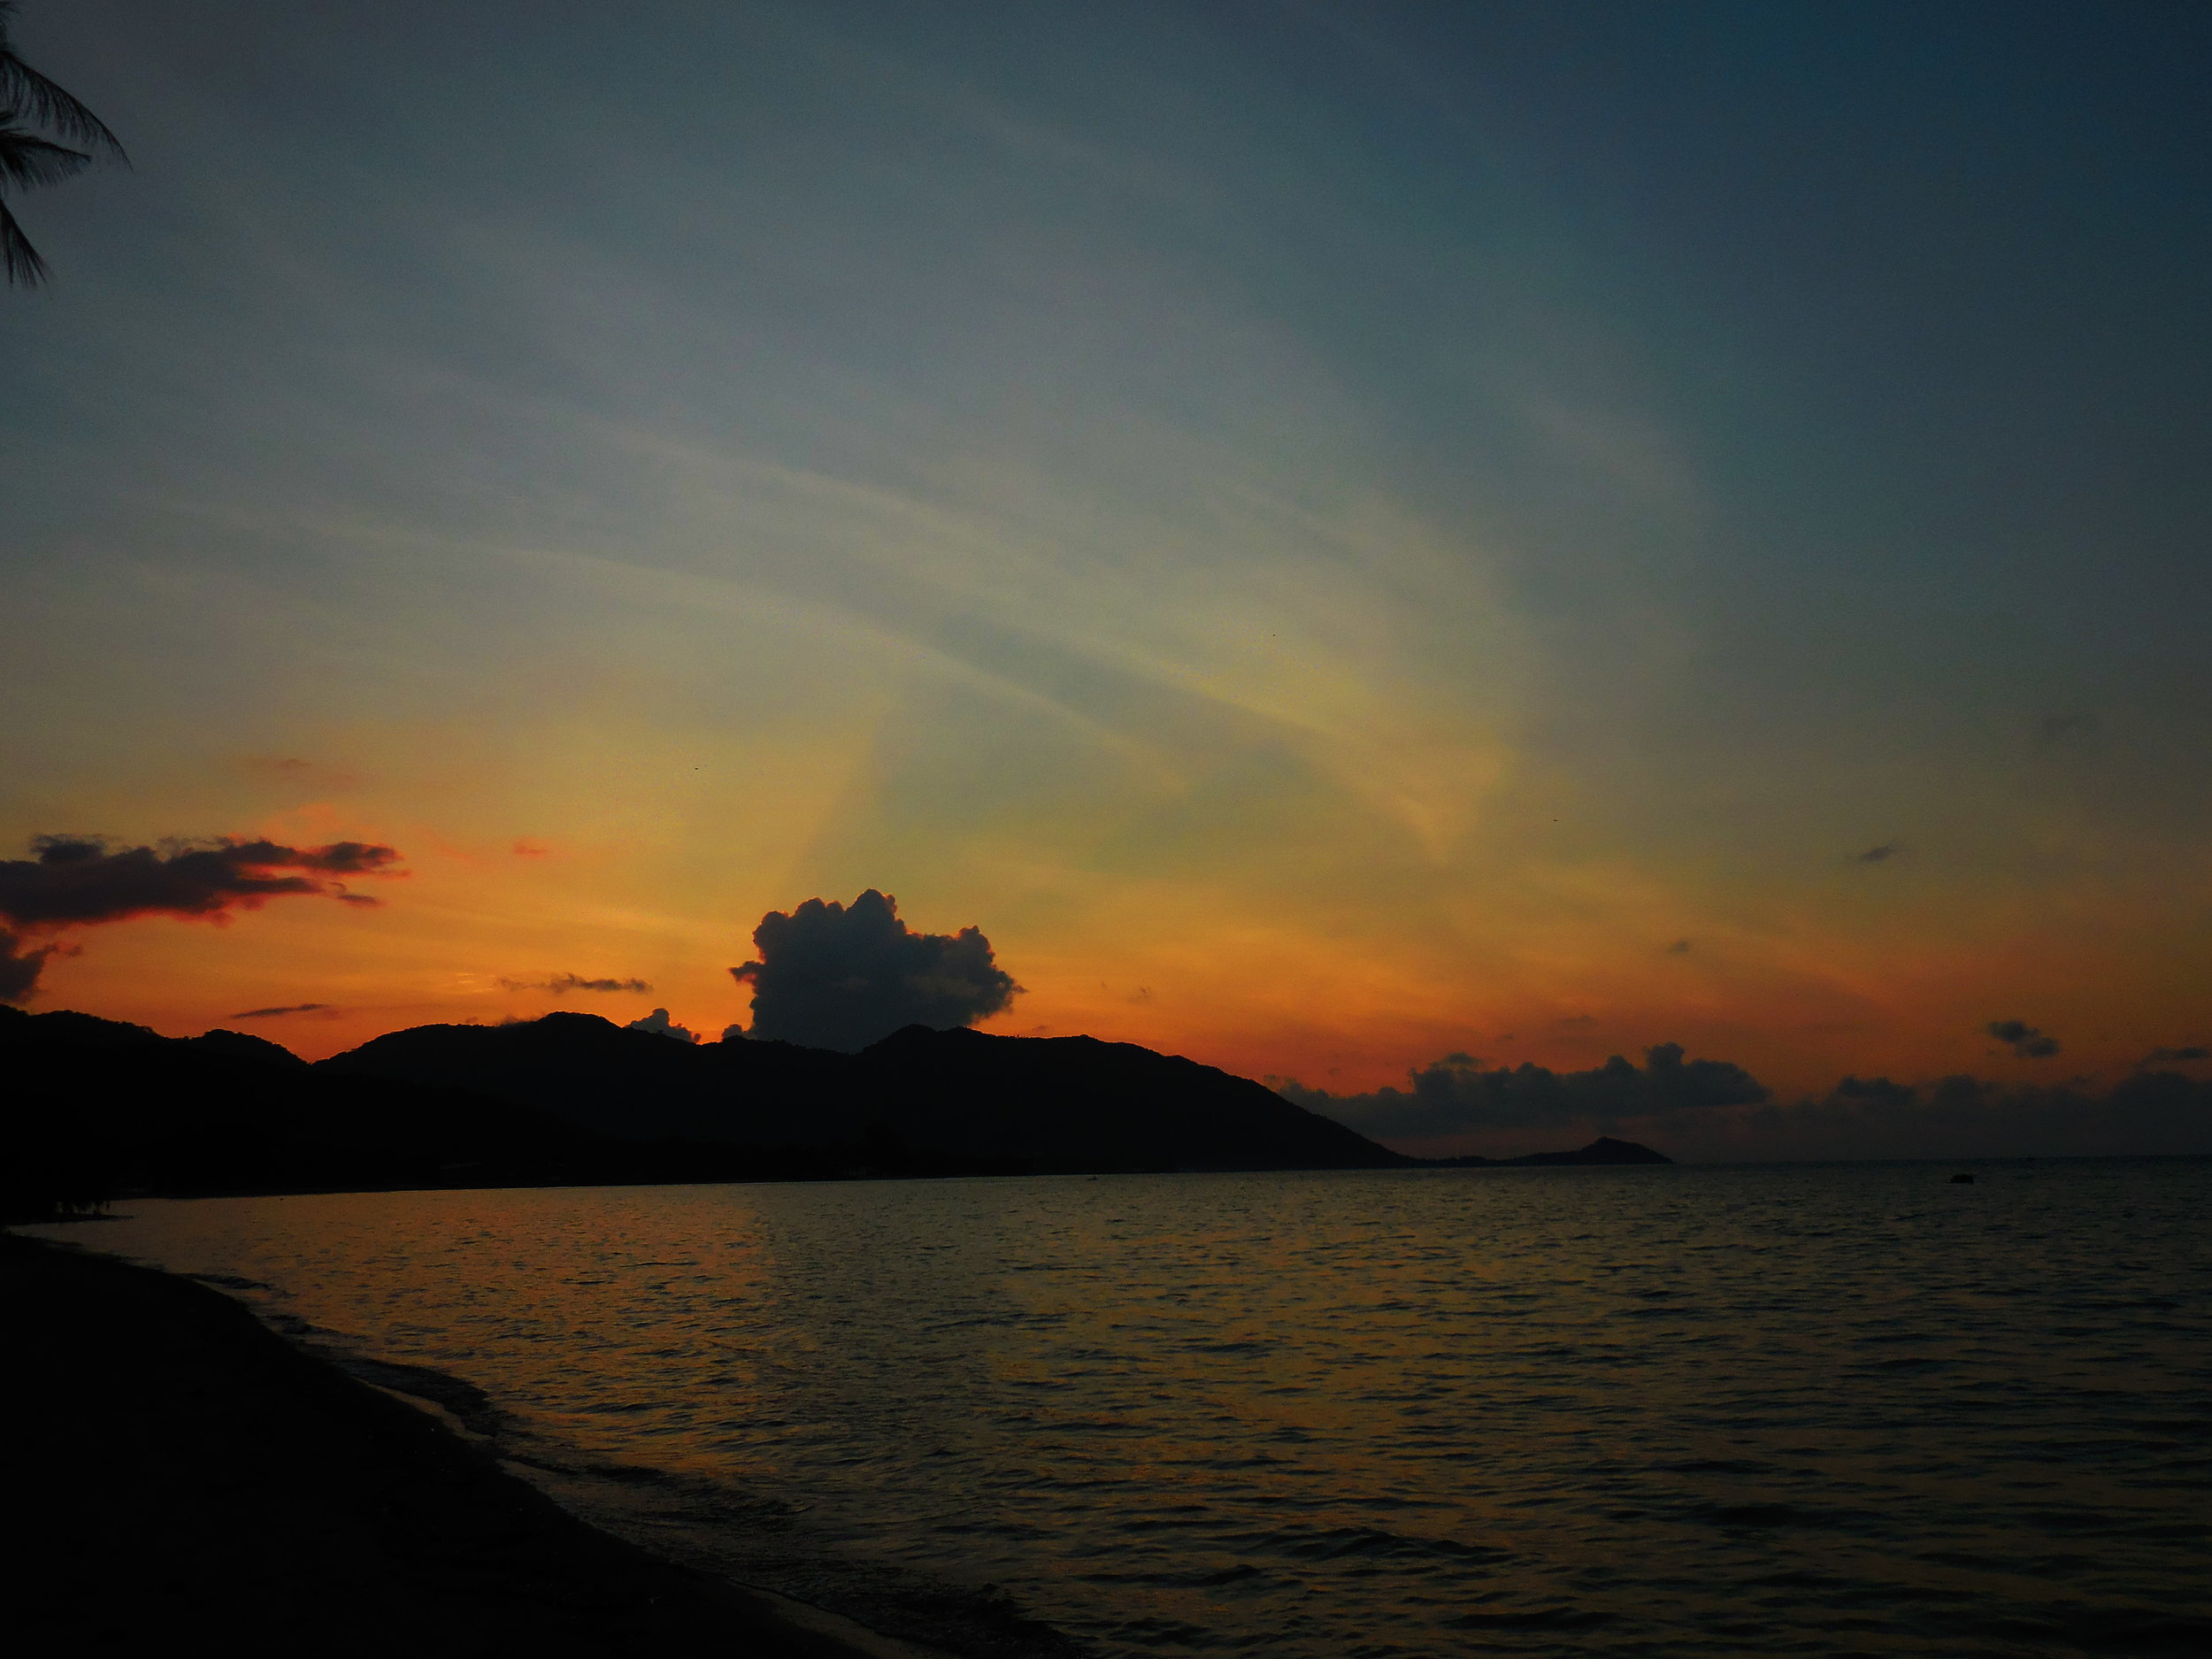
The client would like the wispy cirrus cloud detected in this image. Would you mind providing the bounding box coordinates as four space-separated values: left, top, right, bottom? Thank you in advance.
498 972 652 995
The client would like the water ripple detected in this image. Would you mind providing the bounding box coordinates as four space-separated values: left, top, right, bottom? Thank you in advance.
47 1157 2212 1658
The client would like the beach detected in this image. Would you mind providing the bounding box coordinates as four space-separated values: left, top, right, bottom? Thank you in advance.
0 1230 938 1658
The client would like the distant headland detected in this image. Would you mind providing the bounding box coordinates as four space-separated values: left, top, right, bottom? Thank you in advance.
0 1005 1669 1218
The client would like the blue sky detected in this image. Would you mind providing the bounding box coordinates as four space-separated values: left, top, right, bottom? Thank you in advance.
4 1 2208 1130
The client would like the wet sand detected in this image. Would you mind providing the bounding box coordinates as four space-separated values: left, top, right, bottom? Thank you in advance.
1 1231 936 1657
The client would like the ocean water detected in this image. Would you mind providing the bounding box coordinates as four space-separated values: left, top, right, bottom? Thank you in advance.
32 1160 2212 1656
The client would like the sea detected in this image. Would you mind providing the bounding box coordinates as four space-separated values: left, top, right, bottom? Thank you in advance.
28 1158 2212 1657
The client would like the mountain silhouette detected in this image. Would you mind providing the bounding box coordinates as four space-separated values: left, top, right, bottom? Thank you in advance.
320 1013 1405 1173
319 1011 845 1141
0 1006 855 1219
843 1025 1401 1171
4 1005 1670 1217
1 1005 576 1214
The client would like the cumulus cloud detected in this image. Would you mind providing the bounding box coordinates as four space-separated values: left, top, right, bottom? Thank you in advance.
1986 1018 2061 1058
0 834 404 1002
1277 1042 1769 1141
498 972 652 995
229 1002 331 1018
730 889 1020 1051
626 1007 698 1042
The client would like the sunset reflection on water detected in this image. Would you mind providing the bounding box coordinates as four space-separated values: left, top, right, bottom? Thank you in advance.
50 1160 2212 1657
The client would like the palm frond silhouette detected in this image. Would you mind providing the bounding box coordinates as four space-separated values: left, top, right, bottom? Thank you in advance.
0 1 127 288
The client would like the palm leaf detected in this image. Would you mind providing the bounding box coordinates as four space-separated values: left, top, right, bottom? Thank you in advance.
0 2 126 159
0 116 89 189
0 190 49 285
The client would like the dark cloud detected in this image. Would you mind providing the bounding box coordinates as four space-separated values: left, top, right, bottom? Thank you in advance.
1852 841 1902 864
0 834 404 1002
626 1007 698 1043
1987 1018 2062 1059
731 889 1020 1051
1694 1071 2212 1161
1286 1047 2212 1161
2143 1045 2209 1067
498 972 652 995
229 1002 332 1018
1277 1043 1769 1141
0 931 59 1002
0 834 401 925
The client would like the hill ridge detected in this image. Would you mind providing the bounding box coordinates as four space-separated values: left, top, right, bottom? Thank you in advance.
4 1005 1671 1217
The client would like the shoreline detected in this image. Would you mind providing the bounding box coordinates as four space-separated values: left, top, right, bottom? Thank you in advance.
1 1230 961 1657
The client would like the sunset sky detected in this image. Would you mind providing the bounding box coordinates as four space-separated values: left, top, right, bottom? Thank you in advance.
5 0 2208 1101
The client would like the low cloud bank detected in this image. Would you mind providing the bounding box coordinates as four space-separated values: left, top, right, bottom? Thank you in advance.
1275 1044 1767 1141
1280 1048 2212 1161
0 834 403 1002
1693 1071 2212 1161
731 890 1019 1052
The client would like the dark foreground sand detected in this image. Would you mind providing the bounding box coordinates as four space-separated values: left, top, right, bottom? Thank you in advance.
1 1231 940 1657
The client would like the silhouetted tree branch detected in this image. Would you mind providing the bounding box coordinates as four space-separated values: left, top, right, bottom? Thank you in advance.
0 2 126 288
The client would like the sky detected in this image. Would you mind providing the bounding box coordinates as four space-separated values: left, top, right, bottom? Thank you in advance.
4 1 2209 1142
